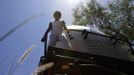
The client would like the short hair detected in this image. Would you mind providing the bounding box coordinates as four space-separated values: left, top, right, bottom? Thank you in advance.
53 11 61 18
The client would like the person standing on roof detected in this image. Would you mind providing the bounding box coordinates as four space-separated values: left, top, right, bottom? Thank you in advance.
41 11 70 49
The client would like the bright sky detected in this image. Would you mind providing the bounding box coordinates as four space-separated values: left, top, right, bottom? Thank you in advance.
0 0 108 75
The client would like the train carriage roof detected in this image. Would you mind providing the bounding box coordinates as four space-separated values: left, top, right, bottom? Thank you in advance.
61 25 130 60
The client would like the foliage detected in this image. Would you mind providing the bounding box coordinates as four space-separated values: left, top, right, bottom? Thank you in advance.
72 0 134 40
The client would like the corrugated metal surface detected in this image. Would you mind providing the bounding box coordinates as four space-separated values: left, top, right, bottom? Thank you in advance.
55 25 130 60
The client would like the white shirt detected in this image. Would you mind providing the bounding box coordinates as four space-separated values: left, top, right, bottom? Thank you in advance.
51 20 63 35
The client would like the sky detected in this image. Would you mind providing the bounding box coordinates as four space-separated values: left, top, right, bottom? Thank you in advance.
0 0 108 75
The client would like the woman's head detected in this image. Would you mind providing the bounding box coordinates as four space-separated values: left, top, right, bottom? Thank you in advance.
53 11 61 20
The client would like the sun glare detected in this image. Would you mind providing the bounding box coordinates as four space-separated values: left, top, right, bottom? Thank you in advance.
64 0 82 6
70 0 80 5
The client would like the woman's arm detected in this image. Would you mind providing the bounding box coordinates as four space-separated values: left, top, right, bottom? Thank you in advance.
61 21 69 32
41 22 52 42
